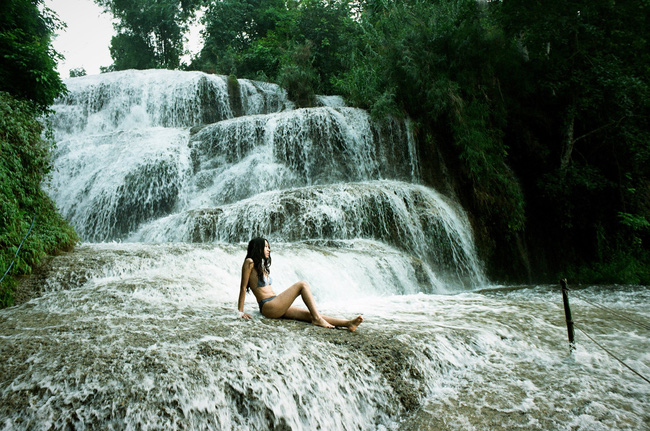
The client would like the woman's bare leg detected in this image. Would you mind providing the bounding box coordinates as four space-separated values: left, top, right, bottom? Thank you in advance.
261 281 334 328
283 307 364 331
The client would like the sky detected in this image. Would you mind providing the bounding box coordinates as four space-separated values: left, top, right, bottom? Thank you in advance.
44 0 115 77
44 0 204 78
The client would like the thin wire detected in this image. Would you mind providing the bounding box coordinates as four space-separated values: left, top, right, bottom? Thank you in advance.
569 288 650 331
0 214 36 285
575 324 650 385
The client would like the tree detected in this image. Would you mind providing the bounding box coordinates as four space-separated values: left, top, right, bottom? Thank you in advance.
337 0 526 267
0 0 66 109
109 32 157 70
499 0 650 280
69 67 87 77
95 0 202 70
332 0 650 282
194 0 290 76
277 40 319 107
0 1 78 307
193 0 359 97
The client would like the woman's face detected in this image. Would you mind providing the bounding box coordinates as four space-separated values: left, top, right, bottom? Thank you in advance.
264 241 270 259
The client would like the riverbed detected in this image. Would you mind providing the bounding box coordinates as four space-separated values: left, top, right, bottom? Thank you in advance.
1 243 647 430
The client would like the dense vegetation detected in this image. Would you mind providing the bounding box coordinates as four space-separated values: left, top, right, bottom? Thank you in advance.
335 0 650 283
94 0 202 71
97 0 649 284
0 0 78 307
3 0 645 288
96 0 359 105
0 0 67 109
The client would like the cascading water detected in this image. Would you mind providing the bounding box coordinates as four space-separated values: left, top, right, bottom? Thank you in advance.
1 70 647 430
45 69 482 289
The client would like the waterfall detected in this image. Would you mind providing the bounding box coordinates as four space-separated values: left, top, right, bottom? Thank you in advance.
2 70 647 430
46 69 485 289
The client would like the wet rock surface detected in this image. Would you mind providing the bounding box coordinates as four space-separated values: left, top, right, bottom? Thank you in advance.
6 246 648 430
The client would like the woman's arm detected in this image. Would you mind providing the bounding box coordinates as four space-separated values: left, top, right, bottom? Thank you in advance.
238 258 253 319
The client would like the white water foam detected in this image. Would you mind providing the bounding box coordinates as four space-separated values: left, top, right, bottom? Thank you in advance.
1 246 647 430
19 69 616 429
51 69 292 138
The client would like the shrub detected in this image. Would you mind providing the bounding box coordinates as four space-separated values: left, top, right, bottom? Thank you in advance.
0 92 78 307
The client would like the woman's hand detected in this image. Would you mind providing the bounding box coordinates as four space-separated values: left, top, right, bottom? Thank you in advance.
239 311 252 320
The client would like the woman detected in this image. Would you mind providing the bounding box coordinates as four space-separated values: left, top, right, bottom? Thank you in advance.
237 237 364 331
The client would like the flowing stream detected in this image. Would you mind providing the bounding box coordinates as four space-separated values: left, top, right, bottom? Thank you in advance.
1 70 648 430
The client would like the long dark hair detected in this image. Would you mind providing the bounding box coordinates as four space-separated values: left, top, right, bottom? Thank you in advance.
246 237 271 290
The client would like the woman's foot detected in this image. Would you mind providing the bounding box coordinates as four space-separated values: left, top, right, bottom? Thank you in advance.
347 316 364 332
312 316 335 329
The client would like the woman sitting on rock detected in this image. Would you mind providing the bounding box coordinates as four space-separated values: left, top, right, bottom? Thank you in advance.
237 237 363 331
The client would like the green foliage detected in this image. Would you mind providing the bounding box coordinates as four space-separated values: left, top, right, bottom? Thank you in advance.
0 92 78 307
3 0 642 285
498 0 650 280
99 64 115 74
0 0 67 110
564 249 650 285
451 99 525 234
227 74 243 117
196 0 267 74
278 41 318 107
337 0 526 248
69 67 87 78
333 0 650 282
95 0 202 70
109 32 158 70
192 0 359 98
0 1 77 307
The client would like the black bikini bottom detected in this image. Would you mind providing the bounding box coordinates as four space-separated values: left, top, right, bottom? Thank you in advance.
258 296 277 313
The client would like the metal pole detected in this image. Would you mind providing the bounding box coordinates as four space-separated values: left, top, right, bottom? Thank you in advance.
560 279 575 352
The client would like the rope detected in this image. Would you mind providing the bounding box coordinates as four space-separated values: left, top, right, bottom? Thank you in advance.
569 288 650 331
575 324 650 385
0 214 36 285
